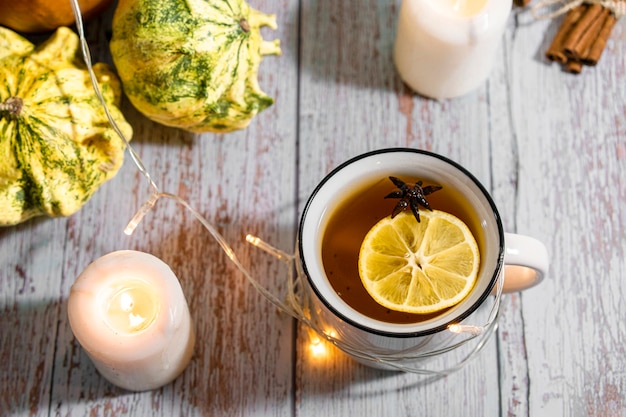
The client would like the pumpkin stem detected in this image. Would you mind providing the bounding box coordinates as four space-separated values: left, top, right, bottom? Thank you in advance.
0 97 23 116
239 18 250 33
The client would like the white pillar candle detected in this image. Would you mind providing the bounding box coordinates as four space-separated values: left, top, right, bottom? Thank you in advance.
68 250 195 391
394 0 512 99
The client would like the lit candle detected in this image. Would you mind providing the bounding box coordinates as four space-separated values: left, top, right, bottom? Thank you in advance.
68 250 195 391
393 0 512 99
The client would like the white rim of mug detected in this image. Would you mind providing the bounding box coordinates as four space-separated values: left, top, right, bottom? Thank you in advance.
298 148 505 338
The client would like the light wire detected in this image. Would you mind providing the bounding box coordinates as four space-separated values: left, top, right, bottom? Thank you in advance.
68 0 503 376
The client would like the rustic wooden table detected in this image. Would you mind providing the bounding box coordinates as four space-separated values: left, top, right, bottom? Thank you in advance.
1 1 625 416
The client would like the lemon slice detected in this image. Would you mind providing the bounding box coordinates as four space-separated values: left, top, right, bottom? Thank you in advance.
358 210 480 314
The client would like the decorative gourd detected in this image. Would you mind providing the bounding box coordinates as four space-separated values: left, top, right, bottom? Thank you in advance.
0 27 133 226
110 0 281 133
0 0 112 34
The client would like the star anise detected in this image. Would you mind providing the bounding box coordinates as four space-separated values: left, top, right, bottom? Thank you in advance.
385 176 442 222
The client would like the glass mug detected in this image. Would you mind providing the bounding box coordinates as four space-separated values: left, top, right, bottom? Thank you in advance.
289 148 549 374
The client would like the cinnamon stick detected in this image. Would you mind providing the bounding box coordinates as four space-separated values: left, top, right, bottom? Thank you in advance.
544 2 620 73
545 5 588 63
582 12 618 65
565 7 609 60
565 60 583 74
562 4 605 58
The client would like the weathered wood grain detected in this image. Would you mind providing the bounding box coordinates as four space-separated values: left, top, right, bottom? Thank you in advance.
2 0 298 416
296 1 502 416
500 7 626 417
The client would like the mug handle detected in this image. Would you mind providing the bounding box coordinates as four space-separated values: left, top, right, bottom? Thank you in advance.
502 233 550 293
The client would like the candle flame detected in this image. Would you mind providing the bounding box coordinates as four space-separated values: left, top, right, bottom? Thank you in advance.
449 0 488 16
105 281 159 334
120 292 133 311
129 313 147 328
452 0 465 12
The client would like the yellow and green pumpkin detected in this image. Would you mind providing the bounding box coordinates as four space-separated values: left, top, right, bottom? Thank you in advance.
110 0 281 133
0 27 133 226
0 0 112 34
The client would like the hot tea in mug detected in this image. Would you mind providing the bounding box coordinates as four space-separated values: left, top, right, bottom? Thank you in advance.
321 174 486 325
296 148 549 371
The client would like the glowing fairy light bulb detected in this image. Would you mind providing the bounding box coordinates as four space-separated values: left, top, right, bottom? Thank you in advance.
448 323 484 336
310 337 328 357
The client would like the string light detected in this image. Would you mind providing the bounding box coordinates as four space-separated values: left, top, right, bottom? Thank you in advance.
124 192 159 236
307 328 338 358
309 335 328 357
323 329 338 339
448 323 484 336
246 234 291 261
69 0 506 375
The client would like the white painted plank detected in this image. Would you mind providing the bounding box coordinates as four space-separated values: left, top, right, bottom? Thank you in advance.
504 9 626 417
296 1 501 416
1 0 625 416
1 1 299 416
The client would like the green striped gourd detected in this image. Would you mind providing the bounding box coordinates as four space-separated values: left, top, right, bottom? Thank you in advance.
0 27 132 226
110 0 281 133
